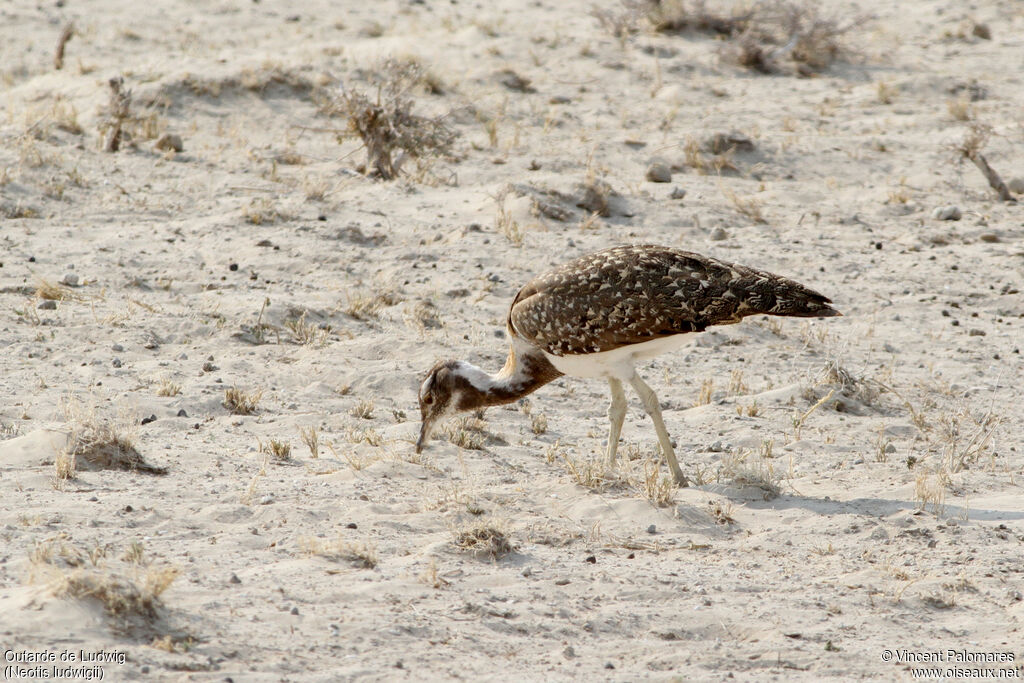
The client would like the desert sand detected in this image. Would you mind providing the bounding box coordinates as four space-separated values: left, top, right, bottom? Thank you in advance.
1 0 1022 680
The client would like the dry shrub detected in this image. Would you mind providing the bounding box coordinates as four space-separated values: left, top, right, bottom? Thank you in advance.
321 58 456 179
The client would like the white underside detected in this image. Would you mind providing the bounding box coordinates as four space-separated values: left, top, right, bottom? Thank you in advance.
543 334 692 380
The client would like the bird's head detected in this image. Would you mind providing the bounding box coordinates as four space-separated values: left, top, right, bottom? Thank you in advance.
416 359 468 453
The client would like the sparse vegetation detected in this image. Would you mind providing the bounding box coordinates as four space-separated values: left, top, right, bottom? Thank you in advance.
349 399 374 420
299 425 320 458
321 58 456 180
299 536 378 568
454 523 513 560
223 387 262 415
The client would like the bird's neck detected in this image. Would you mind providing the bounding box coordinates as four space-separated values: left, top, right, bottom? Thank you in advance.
454 343 563 411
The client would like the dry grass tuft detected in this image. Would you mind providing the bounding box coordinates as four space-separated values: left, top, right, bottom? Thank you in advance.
717 440 781 498
344 289 401 320
223 387 262 415
60 398 166 477
321 58 456 180
299 426 320 459
349 399 374 420
299 536 378 568
156 379 181 397
455 524 513 560
443 416 488 450
285 312 329 346
260 438 292 462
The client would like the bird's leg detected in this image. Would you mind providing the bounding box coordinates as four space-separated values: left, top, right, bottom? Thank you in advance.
605 377 627 466
628 374 689 487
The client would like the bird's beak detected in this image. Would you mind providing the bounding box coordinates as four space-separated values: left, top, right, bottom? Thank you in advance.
416 418 434 454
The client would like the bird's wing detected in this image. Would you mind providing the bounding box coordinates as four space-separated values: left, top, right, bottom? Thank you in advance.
509 245 836 356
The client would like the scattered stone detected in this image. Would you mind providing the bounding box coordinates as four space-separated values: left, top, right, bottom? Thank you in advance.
259 495 274 505
931 206 961 221
709 226 728 241
290 606 300 615
176 409 188 418
229 263 239 272
978 232 1000 243
141 414 157 425
972 22 991 40
112 358 122 368
647 524 657 535
346 522 358 529
563 646 576 659
645 161 672 183
969 328 986 336
112 343 124 352
38 300 57 310
60 273 79 286
202 361 217 372
154 133 183 152
1007 177 1024 195
229 573 241 584
670 186 687 200
585 555 596 564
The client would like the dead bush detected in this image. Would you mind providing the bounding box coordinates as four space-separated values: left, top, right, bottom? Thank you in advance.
321 59 456 179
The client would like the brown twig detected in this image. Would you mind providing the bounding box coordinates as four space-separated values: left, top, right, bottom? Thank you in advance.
55 23 75 70
964 151 1013 202
957 123 1013 202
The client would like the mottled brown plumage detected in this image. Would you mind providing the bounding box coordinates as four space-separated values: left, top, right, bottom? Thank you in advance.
417 244 840 485
509 245 838 356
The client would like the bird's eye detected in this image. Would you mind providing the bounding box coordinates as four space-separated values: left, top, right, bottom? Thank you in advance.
423 395 434 405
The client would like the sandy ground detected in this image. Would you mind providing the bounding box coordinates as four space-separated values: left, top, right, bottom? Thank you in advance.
1 0 1023 680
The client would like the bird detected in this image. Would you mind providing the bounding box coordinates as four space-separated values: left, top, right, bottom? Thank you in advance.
416 244 840 486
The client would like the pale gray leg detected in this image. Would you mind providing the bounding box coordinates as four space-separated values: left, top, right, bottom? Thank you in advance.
606 377 628 466
629 374 689 487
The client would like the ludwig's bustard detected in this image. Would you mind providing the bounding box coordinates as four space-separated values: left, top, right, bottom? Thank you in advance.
417 245 840 485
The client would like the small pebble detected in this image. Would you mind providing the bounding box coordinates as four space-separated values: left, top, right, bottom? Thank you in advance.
647 524 657 534
259 495 274 505
709 226 728 241
931 205 961 221
1007 177 1024 195
978 233 999 243
645 161 672 183
563 646 576 659
112 343 124 352
585 555 596 564
176 409 188 418
969 328 986 336
112 358 122 368
229 573 241 584
38 300 57 310
60 273 79 286
140 414 157 425
670 186 687 200
290 606 300 615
